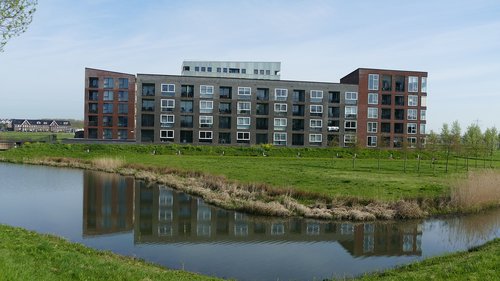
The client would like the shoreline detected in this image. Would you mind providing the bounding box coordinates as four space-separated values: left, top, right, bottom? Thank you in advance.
4 156 495 221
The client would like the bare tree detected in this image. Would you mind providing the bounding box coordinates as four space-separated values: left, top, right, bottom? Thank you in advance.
0 0 37 52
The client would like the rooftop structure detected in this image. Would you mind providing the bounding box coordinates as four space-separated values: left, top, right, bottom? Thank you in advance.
181 61 281 80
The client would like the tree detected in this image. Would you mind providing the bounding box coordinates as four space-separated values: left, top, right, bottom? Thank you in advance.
463 123 484 167
440 123 452 172
0 0 37 52
484 127 498 157
450 120 462 171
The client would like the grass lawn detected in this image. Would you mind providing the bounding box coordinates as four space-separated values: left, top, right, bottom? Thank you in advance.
354 238 500 281
0 131 74 141
3 143 497 201
0 224 224 281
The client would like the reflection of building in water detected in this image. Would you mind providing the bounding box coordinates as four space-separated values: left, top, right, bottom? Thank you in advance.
83 171 135 236
134 183 422 256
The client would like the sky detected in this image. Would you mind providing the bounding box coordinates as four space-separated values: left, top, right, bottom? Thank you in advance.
0 0 499 132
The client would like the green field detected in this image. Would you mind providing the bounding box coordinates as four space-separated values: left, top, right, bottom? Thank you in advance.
355 238 500 281
1 143 498 202
0 131 74 142
0 224 223 281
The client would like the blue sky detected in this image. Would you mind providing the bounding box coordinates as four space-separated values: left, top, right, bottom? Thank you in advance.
1 0 499 131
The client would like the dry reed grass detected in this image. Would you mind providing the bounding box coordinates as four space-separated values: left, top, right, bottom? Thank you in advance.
451 170 500 211
91 158 124 171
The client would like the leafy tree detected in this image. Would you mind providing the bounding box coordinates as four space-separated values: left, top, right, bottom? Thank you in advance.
484 127 498 156
463 124 484 168
440 123 452 172
450 120 462 153
0 0 37 52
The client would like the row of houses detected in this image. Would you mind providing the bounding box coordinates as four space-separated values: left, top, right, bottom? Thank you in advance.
0 119 73 133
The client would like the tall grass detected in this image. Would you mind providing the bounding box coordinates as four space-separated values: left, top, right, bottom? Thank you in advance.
91 157 125 171
451 170 500 211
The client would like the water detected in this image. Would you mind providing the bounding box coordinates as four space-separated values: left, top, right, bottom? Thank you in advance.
0 162 499 281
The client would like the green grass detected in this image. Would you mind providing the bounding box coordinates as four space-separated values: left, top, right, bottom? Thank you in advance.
354 238 500 281
0 131 74 142
0 224 224 281
4 143 498 201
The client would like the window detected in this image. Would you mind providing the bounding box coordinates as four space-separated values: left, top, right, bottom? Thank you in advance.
382 75 392 91
394 123 404 134
345 92 358 103
395 95 405 106
395 109 405 120
89 103 98 114
201 67 206 72
328 107 340 118
408 95 418 106
160 130 174 139
309 134 322 143
407 137 417 148
368 107 378 119
273 132 287 145
257 88 269 100
421 77 427 93
310 105 323 114
103 129 112 139
103 78 114 89
102 116 112 127
181 100 193 112
310 90 323 102
367 122 377 133
237 101 251 114
275 88 288 100
266 70 271 75
161 99 175 112
329 91 340 103
118 91 128 102
141 114 154 127
407 109 417 120
274 118 287 128
219 116 231 129
292 134 304 145
103 103 113 114
382 94 391 105
200 85 214 97
207 67 212 72
119 78 129 89
223 68 228 73
344 134 357 145
241 69 246 74
408 76 419 92
142 99 154 111
118 104 128 114
345 106 357 118
420 110 426 121
293 90 305 102
381 122 391 133
368 74 379 90
238 87 251 96
407 123 417 134
420 124 426 134
274 103 287 112
256 118 269 130
219 132 231 144
310 119 322 128
103 91 113 101
367 136 377 147
395 76 405 92
237 117 251 129
142 83 155 96
199 116 213 128
368 93 378 105
117 129 128 140
219 102 231 114
292 119 304 131
118 116 128 127
181 85 194 98
88 91 98 101
199 131 213 140
199 100 213 113
256 103 269 115
254 69 258 74
237 132 250 140
229 68 240 73
160 114 174 127
421 96 427 107
217 67 222 73
161 84 175 93
195 66 200 71
219 86 232 99
345 121 357 130
89 77 99 88
180 115 193 128
381 108 391 119
293 104 305 116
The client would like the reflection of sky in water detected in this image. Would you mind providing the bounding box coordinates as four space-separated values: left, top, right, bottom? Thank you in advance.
0 163 499 281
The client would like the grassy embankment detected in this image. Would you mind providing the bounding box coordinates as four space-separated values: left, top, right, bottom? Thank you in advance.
0 131 73 142
1 143 499 220
353 238 500 281
0 224 223 281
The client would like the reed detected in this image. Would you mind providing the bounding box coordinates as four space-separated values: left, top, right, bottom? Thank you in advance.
451 170 500 212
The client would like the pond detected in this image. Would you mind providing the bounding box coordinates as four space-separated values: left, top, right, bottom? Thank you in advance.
0 163 499 281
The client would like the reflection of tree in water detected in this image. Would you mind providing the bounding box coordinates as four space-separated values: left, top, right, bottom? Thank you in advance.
445 209 500 248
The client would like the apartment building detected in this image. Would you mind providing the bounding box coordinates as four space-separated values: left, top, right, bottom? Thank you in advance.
84 63 428 148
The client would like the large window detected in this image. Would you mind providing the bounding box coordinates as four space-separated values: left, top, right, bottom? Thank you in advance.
103 103 113 114
88 91 98 101
161 99 175 112
395 76 405 92
181 85 194 97
237 101 251 114
102 116 112 127
238 87 251 96
199 116 213 128
181 100 193 113
160 114 175 128
274 103 287 113
420 110 426 121
89 77 99 88
160 130 174 139
274 118 287 129
237 117 251 129
309 134 322 143
142 99 154 111
256 88 269 101
118 91 128 102
382 75 392 91
161 84 175 94
345 121 357 131
421 77 427 93
421 96 427 107
408 95 418 106
344 134 357 145
407 109 417 120
420 124 426 134
219 102 231 114
199 131 213 140
293 90 305 102
345 106 357 118
367 122 377 133
142 83 155 96
237 132 250 141
200 100 213 113
103 91 113 101
200 85 214 97
273 132 287 146
219 116 231 129
119 78 129 89
368 74 379 90
408 76 419 92
407 123 417 134
367 136 377 147
367 107 378 119
310 90 323 102
104 78 114 89
345 92 358 104
180 115 193 128
118 116 128 127
219 86 232 99
310 105 323 114
368 93 378 105
118 104 128 114
329 91 340 103
310 119 322 128
275 88 288 101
